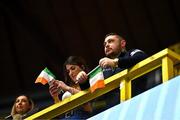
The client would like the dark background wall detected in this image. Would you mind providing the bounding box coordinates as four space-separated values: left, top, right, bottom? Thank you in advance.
0 0 179 117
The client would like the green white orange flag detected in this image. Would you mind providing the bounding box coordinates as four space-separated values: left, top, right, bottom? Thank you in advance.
88 65 105 93
35 67 56 85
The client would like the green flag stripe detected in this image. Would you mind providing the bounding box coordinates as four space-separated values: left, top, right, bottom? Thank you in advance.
44 67 56 79
89 66 102 78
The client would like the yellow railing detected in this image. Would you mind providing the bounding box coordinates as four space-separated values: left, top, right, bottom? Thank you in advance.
25 48 180 120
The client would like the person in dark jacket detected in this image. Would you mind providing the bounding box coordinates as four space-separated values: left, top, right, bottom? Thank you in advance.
99 33 148 96
99 33 147 77
77 33 148 115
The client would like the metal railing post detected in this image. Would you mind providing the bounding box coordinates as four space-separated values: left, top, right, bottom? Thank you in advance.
120 79 131 102
162 56 174 82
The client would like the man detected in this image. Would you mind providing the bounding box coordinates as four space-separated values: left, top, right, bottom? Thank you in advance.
99 33 147 78
96 33 148 113
76 33 148 115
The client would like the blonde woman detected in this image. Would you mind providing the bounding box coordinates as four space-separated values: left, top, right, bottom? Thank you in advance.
5 95 34 120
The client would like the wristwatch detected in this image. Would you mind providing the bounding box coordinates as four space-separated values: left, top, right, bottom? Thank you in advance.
113 58 119 67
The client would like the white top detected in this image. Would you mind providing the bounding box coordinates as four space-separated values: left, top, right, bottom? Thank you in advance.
62 91 72 100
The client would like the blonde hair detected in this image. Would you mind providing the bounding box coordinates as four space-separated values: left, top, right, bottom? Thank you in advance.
11 95 34 116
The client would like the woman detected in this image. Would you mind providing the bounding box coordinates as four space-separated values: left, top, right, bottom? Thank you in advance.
5 95 34 120
49 56 92 119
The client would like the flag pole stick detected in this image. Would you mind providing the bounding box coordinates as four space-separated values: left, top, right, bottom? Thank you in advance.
87 65 100 76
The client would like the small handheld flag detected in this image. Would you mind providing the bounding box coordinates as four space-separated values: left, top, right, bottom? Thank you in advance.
88 65 105 93
35 67 56 85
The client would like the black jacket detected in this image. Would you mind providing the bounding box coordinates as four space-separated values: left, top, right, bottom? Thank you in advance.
79 49 148 116
94 49 148 113
103 49 148 79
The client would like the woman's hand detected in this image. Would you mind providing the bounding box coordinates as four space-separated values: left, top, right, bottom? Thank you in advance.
76 71 88 84
49 80 67 97
57 81 69 91
49 80 59 97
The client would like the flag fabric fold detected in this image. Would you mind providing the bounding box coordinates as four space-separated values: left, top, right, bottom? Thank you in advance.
88 65 105 93
35 67 56 85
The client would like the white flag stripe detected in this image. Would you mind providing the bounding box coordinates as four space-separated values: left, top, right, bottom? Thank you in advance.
90 71 104 86
39 71 54 82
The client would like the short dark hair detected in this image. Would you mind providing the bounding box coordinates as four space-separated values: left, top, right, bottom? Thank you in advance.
63 56 89 86
105 33 124 41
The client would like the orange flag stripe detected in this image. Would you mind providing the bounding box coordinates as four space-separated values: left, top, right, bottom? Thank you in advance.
35 77 48 85
90 80 105 93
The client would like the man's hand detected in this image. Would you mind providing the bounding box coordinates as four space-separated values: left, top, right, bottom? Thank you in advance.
99 57 118 68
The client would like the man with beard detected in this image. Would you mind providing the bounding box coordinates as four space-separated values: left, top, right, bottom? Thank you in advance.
77 33 148 115
98 33 148 107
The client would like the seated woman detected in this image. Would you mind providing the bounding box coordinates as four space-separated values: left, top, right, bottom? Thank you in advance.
5 95 35 120
49 56 92 119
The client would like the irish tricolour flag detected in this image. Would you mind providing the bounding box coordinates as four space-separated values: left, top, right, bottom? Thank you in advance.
35 67 56 85
89 65 105 93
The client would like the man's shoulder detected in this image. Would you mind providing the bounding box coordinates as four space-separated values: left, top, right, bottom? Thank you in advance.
128 49 145 56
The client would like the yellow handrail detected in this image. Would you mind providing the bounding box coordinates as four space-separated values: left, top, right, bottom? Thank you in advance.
25 48 180 120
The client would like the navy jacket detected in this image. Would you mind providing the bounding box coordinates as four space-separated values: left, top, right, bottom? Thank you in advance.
103 49 148 78
80 49 148 116
94 49 148 114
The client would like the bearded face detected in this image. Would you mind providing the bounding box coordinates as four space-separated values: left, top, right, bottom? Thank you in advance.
104 35 123 58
